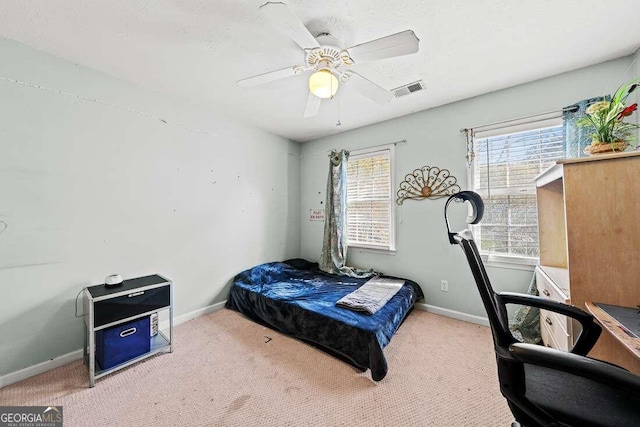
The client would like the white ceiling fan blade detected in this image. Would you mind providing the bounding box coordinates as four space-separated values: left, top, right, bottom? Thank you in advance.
345 30 419 63
347 72 394 104
260 2 320 50
237 66 300 87
303 92 322 117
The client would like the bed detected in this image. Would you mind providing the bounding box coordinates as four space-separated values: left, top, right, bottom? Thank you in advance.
225 258 424 381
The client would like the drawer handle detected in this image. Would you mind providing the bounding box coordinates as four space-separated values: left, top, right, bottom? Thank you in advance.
120 327 137 338
545 316 553 326
542 289 550 297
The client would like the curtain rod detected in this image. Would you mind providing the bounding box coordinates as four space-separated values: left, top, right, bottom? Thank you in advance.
328 139 407 154
460 106 579 133
301 139 407 158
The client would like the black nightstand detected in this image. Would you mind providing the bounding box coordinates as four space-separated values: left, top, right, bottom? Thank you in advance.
82 274 173 387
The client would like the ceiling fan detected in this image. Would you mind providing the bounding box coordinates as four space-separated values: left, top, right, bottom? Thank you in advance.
237 2 420 118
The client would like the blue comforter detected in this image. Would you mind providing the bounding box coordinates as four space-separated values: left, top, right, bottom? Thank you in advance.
225 259 424 381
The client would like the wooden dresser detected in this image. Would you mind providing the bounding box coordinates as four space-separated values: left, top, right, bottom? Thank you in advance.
534 151 640 373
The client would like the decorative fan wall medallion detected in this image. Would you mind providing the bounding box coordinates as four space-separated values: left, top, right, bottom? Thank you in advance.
396 166 460 204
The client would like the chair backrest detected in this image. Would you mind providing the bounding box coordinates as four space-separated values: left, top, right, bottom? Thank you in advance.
444 191 640 426
443 192 513 349
457 232 514 349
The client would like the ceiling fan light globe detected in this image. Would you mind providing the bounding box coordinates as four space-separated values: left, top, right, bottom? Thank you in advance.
309 70 339 99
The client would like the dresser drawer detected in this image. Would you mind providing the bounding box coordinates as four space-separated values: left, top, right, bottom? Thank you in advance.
540 317 559 349
536 266 573 351
540 308 571 351
536 268 569 303
94 285 170 327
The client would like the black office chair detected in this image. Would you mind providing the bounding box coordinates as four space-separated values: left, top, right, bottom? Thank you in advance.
444 191 640 427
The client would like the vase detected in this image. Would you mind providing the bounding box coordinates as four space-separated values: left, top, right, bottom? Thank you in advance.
583 140 629 156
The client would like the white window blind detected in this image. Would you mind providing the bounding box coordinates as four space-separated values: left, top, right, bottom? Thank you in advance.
472 124 564 261
346 147 394 251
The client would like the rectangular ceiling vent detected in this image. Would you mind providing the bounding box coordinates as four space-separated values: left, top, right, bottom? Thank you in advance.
393 80 426 98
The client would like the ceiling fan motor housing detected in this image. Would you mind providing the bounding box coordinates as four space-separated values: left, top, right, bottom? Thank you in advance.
306 47 342 70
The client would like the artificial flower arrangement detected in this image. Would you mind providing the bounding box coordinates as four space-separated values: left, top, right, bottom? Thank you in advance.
578 78 639 155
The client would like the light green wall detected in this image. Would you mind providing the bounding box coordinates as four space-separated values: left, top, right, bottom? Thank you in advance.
300 56 635 318
0 38 301 376
1 35 636 378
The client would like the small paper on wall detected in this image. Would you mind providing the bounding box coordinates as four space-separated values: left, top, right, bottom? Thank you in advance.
309 209 325 221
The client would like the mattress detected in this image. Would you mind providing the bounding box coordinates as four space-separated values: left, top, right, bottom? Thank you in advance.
225 258 424 381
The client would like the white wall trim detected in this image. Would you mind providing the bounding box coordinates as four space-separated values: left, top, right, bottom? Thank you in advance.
415 302 489 327
0 349 84 390
173 300 227 326
0 300 228 389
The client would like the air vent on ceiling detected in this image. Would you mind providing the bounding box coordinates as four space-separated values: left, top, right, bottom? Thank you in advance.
393 80 426 98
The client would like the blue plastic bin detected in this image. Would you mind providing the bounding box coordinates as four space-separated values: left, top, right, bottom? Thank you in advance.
96 316 151 370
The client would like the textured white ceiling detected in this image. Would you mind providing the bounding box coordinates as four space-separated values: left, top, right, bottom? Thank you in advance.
0 0 639 142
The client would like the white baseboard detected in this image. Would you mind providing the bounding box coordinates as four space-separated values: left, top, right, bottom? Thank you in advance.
415 303 489 327
0 349 84 389
174 300 227 326
0 300 228 389
159 300 227 330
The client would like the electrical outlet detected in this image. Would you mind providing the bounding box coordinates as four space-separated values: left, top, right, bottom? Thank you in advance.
440 280 449 292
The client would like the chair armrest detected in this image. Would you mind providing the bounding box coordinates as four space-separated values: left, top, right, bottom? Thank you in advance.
509 343 640 392
496 292 601 356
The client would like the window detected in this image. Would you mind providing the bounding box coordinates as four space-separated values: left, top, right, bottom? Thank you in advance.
471 124 564 265
346 146 395 251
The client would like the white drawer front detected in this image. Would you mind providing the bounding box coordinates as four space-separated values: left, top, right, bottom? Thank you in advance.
536 266 573 351
540 318 559 349
536 268 569 304
540 309 571 352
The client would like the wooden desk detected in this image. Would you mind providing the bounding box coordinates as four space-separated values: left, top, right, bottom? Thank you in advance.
585 302 640 362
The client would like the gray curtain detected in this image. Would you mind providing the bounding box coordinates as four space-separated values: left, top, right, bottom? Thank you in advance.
563 96 608 158
509 268 541 344
319 150 376 278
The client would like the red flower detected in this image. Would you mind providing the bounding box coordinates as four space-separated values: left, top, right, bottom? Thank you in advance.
619 103 637 118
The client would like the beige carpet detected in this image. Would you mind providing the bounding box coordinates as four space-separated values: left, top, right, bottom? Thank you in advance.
0 309 513 426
